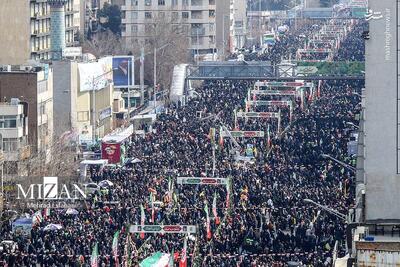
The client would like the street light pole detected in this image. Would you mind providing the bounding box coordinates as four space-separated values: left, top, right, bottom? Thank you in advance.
153 45 157 111
321 153 356 172
303 199 347 221
91 68 116 143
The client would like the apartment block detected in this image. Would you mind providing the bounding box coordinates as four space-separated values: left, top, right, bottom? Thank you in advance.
0 101 30 176
0 64 54 161
121 0 234 57
0 0 80 65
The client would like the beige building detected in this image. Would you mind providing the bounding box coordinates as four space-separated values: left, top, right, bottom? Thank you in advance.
233 0 246 50
53 59 114 145
0 0 81 64
121 0 235 58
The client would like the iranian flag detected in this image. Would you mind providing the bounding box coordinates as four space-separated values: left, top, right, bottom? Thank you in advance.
267 124 272 148
32 211 43 225
317 80 322 98
112 230 120 266
44 208 50 218
218 127 224 148
277 109 282 133
212 192 220 225
226 178 230 209
169 249 174 267
204 203 212 240
234 109 239 130
140 252 171 267
150 193 155 223
168 177 173 201
140 204 145 239
179 237 187 267
91 243 99 267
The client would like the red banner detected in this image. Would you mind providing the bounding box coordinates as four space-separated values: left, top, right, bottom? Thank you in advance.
101 142 121 163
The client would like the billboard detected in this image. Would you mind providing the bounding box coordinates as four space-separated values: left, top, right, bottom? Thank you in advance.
112 56 135 88
78 62 109 92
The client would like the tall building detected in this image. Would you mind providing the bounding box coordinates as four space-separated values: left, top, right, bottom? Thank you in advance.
121 0 234 57
53 59 114 145
0 0 80 64
0 64 54 160
233 0 247 50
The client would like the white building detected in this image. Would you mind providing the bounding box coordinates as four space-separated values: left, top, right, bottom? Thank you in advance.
0 101 30 176
233 0 246 50
121 0 235 58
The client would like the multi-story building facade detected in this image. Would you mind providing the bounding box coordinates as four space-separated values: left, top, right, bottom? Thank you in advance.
0 0 80 64
0 101 30 176
233 0 246 50
0 64 54 161
53 59 114 145
121 0 234 58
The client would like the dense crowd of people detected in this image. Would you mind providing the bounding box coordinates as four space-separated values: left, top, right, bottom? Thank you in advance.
0 18 365 267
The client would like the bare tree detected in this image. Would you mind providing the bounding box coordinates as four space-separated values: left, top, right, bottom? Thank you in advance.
124 11 190 93
82 30 126 58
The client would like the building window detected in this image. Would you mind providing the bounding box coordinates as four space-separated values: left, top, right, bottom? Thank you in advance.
182 12 189 19
77 111 89 122
131 25 138 33
172 0 178 6
172 12 179 20
0 116 17 128
2 138 19 152
131 0 138 5
158 0 165 5
145 0 152 6
131 11 138 20
209 10 215 18
182 0 189 6
209 23 214 32
191 0 202 6
145 12 152 19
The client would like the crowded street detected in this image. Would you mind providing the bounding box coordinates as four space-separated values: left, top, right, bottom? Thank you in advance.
0 17 365 267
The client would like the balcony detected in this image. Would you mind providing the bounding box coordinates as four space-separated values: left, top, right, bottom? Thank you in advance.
191 27 205 36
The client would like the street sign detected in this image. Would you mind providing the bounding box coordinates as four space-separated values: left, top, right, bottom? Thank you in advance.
129 225 197 234
62 47 82 57
177 177 228 185
221 131 265 138
236 112 280 118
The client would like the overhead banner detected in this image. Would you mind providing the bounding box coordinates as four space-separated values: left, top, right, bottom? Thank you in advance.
221 131 265 138
129 225 196 234
112 56 135 88
255 81 312 88
236 112 280 118
251 90 297 96
246 100 292 107
177 177 228 185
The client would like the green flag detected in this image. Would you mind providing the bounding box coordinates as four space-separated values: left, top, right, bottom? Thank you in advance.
91 243 98 267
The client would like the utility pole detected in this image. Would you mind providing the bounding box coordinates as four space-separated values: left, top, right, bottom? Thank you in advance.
153 45 157 111
140 47 145 106
127 59 131 121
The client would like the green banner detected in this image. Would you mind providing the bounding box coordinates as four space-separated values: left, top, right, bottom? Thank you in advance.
297 61 365 76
